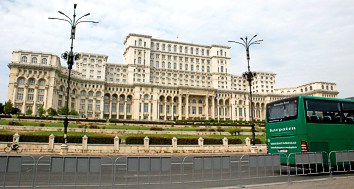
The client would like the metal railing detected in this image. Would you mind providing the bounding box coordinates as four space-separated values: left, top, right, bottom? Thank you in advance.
1 150 354 188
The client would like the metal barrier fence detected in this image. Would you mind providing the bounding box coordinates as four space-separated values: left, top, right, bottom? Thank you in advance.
1 151 354 188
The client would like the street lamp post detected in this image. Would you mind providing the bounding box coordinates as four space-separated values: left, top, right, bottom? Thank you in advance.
228 35 263 145
49 4 98 150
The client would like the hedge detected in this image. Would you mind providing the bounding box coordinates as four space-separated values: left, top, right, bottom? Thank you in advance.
0 134 114 144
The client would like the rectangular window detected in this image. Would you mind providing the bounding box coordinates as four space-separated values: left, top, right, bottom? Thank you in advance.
27 94 34 101
38 95 44 102
119 104 124 112
305 99 341 123
267 97 298 122
126 104 131 113
199 107 203 114
112 104 117 112
144 103 148 112
88 104 93 111
16 93 23 100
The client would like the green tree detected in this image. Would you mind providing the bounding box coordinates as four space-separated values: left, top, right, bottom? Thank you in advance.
57 107 68 115
0 103 4 114
69 109 79 116
37 107 46 117
26 108 33 115
3 100 13 115
47 107 58 117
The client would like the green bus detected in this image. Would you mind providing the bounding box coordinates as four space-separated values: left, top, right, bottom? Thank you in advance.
266 96 354 164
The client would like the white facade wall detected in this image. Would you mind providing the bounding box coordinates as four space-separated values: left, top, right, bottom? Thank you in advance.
7 34 339 120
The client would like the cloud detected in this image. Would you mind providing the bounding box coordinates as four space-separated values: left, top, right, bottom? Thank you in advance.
1 0 354 103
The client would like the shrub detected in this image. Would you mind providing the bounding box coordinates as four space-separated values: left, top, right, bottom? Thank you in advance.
125 136 144 144
208 128 216 132
197 128 207 132
39 123 45 127
216 127 225 132
150 137 171 145
8 121 22 126
150 126 163 131
254 138 262 144
228 138 243 144
89 125 99 129
177 138 198 145
204 138 222 145
228 128 243 136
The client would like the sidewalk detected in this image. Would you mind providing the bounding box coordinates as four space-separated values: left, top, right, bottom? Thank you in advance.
241 176 354 189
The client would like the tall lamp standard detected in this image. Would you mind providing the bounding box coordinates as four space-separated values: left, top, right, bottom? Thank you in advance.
228 35 263 145
49 4 98 151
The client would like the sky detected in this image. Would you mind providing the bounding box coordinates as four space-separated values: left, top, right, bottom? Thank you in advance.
1 0 354 103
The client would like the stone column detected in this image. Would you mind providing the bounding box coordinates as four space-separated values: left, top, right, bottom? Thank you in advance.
124 101 127 119
172 137 177 151
82 135 88 151
48 134 55 151
223 137 228 151
198 137 204 147
22 86 28 113
144 136 150 150
164 102 167 120
185 95 189 120
245 137 251 146
178 96 182 120
114 136 120 152
211 97 215 119
205 96 209 120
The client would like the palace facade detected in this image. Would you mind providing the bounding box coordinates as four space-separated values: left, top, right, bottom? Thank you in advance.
7 33 339 121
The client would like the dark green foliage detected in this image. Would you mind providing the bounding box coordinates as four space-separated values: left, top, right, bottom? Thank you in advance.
228 138 243 144
39 123 45 127
0 134 14 142
3 100 13 115
26 109 33 115
176 138 198 145
150 126 163 131
47 107 58 117
204 138 222 145
8 121 22 126
254 138 262 144
216 127 225 132
37 107 46 117
150 137 171 145
125 136 144 144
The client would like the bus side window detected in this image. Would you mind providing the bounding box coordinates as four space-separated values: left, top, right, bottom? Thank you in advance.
342 102 354 124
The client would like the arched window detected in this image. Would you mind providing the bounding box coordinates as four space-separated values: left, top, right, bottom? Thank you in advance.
41 58 47 64
96 91 101 97
138 57 141 64
144 94 149 100
138 39 142 46
28 78 35 85
38 79 45 86
21 56 27 63
81 90 86 96
32 57 37 64
127 95 132 101
17 77 25 84
192 99 196 104
89 91 94 96
198 99 203 104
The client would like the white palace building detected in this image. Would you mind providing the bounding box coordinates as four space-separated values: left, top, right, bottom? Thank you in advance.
7 33 338 121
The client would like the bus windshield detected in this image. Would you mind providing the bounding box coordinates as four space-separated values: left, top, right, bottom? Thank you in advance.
267 98 298 122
